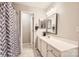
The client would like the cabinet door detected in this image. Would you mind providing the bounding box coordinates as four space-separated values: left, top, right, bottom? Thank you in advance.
47 51 56 57
61 48 78 57
47 45 60 57
37 38 41 51
41 40 47 57
47 45 56 57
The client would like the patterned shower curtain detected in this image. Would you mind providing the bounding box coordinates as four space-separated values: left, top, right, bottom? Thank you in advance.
0 2 20 57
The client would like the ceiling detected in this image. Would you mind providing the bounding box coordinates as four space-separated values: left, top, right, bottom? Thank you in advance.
14 2 52 10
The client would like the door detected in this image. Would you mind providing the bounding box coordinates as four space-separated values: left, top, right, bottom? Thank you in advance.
21 11 34 52
21 12 31 44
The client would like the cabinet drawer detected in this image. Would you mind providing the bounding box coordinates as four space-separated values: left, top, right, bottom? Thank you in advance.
47 51 55 57
47 45 60 57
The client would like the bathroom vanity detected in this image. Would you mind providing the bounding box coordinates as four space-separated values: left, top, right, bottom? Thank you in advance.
35 12 78 57
36 30 78 57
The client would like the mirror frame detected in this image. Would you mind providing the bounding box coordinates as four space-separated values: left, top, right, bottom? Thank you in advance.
46 13 58 35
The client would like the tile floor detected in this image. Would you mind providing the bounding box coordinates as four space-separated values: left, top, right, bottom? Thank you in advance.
18 43 41 57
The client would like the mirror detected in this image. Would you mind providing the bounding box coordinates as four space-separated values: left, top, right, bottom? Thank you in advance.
47 13 58 34
39 19 47 29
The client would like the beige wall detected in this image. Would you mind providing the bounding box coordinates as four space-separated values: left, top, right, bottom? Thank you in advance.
47 2 79 42
14 4 46 26
14 3 79 44
14 4 46 44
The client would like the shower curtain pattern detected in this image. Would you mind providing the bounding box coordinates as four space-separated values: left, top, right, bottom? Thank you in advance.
0 3 7 57
0 2 20 57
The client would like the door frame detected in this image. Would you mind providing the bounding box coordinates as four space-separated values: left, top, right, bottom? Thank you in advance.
20 11 34 53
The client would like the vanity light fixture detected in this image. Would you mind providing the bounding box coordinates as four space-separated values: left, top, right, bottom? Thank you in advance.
46 7 56 16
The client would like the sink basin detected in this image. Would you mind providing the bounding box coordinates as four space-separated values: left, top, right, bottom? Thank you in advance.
45 35 51 39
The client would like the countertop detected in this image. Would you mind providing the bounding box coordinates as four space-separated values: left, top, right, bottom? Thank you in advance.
36 30 78 52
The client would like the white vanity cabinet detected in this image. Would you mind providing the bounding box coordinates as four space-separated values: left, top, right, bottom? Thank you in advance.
37 39 60 57
36 35 78 57
60 48 78 57
41 40 47 57
37 38 47 57
47 50 56 57
47 44 78 57
37 38 41 52
47 45 61 57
